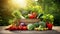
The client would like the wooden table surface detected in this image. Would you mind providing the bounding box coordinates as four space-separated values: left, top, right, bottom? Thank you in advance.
0 26 60 34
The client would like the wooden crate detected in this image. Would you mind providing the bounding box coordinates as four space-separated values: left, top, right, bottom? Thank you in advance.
19 19 40 24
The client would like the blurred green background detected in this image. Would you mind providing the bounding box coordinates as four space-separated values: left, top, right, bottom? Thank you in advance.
0 0 60 26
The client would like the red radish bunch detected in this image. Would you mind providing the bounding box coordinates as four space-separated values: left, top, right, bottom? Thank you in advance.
6 25 17 31
28 12 37 19
29 14 35 19
5 25 27 31
17 26 27 30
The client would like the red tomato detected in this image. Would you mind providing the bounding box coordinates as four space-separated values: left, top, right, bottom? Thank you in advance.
29 14 34 19
47 23 53 30
17 26 23 30
22 26 27 30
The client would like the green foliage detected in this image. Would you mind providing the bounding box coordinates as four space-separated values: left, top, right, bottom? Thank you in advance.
0 0 60 26
41 14 54 23
26 5 43 14
34 23 39 27
0 16 10 26
39 21 46 28
38 0 60 26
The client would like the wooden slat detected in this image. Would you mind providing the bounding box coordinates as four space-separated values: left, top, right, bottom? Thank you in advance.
19 19 40 23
